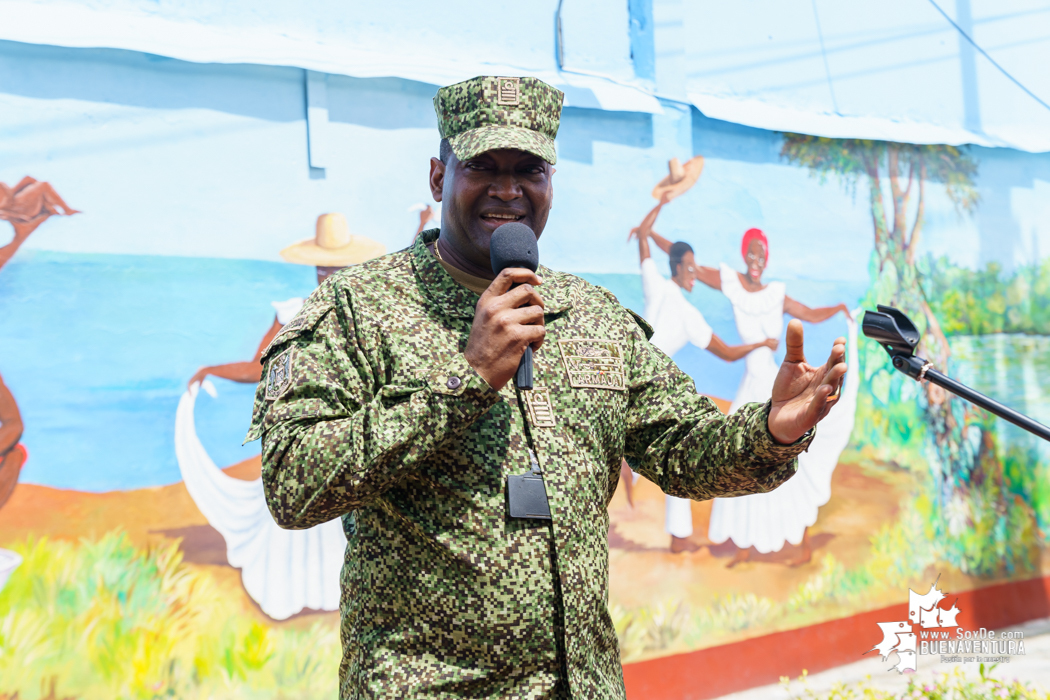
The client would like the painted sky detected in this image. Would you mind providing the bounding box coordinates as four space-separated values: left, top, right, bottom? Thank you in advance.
3 38 1050 490
4 40 1049 280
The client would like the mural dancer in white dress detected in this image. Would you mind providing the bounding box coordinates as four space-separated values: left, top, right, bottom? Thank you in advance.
179 213 385 619
626 163 779 553
683 227 860 567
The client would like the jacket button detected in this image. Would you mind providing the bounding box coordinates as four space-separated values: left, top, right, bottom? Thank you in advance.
446 376 462 390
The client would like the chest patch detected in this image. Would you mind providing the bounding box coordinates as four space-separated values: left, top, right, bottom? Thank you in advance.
265 348 294 401
524 386 557 428
558 339 627 391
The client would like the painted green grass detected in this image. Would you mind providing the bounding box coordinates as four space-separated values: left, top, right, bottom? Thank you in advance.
612 465 1046 663
611 512 936 663
0 531 339 699
781 664 1049 700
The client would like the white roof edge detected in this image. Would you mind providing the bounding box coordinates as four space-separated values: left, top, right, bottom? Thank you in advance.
17 1 1045 145
0 1 663 115
690 93 1050 154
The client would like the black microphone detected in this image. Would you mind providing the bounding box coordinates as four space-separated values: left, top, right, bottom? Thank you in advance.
489 222 539 390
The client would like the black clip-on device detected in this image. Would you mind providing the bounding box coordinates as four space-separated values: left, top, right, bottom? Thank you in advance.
862 305 1050 442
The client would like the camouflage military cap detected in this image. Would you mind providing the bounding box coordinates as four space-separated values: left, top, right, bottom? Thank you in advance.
433 76 564 165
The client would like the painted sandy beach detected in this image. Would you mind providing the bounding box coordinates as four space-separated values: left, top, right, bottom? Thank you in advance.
3 440 1046 688
0 455 340 626
0 454 340 698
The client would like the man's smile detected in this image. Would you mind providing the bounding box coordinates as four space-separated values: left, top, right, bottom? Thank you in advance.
479 210 527 230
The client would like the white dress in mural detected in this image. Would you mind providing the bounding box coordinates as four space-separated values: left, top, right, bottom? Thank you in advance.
174 297 346 621
640 257 715 539
707 264 860 553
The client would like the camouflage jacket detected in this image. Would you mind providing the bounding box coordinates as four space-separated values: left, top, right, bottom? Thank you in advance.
247 229 813 700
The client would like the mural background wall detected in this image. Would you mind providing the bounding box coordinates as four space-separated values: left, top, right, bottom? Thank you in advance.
1 2 1050 696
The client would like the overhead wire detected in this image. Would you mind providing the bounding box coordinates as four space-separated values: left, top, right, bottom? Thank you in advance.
810 0 841 114
924 0 1050 114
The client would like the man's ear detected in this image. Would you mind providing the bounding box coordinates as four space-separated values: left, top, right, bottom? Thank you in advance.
429 158 445 202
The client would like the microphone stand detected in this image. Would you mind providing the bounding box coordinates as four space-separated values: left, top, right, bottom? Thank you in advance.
863 305 1050 443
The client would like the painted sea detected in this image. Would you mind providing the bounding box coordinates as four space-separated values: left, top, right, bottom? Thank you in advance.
0 250 865 491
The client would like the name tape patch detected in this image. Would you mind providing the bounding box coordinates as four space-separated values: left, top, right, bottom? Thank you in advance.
559 339 627 391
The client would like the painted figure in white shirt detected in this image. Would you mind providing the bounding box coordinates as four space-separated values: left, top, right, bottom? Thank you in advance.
627 194 778 554
651 227 856 567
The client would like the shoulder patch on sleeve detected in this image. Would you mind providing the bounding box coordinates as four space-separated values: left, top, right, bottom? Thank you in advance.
628 309 654 340
264 347 295 401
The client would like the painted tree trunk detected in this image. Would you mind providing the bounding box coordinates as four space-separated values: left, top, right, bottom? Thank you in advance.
861 149 1018 575
780 133 1037 576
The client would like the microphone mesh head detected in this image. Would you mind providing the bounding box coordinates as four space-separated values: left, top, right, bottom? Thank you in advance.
489 222 539 274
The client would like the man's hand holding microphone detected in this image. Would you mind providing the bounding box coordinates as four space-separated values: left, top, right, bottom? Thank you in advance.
464 222 545 391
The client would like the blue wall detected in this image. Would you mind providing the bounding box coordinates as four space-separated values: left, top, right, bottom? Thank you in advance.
2 38 1050 490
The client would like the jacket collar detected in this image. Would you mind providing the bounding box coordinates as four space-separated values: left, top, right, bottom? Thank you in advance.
412 229 576 319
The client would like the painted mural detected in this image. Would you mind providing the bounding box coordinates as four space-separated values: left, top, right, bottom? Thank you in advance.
1 34 1049 700
605 136 1050 666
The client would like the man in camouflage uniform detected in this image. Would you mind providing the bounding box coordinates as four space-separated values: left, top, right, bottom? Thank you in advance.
247 76 847 699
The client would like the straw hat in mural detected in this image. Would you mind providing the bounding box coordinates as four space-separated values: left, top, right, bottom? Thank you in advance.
280 213 386 266
651 156 705 202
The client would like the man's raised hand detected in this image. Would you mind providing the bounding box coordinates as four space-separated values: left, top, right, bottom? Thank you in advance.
767 320 847 445
464 269 545 391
